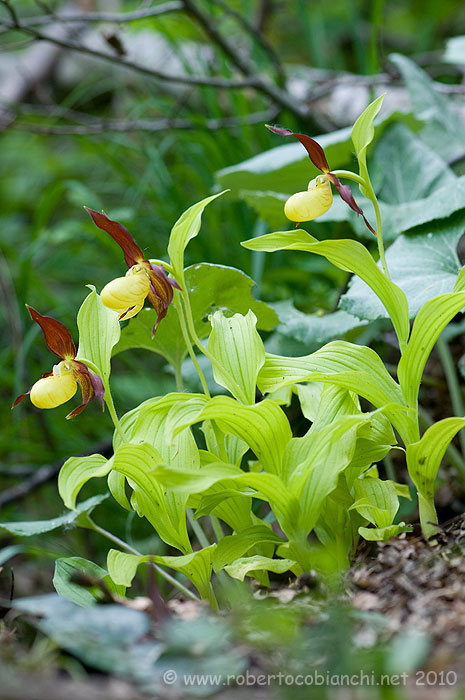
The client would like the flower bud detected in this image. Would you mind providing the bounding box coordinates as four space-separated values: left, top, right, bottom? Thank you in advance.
100 270 151 319
30 374 78 409
284 177 333 222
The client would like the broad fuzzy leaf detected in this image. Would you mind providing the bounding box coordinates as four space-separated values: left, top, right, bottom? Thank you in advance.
274 301 367 348
341 221 465 321
54 556 125 607
0 495 106 536
390 53 465 162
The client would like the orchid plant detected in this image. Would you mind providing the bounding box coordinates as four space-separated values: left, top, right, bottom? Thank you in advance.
7 95 465 608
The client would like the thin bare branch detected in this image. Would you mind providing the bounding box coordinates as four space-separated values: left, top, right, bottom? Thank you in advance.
208 0 286 86
181 0 307 119
0 442 111 510
7 1 183 27
0 14 258 90
7 107 280 135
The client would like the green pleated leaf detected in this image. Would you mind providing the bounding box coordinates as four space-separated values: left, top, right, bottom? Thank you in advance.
347 412 397 475
129 393 205 470
107 545 217 605
168 192 228 281
352 94 385 194
287 416 369 532
257 341 414 445
107 470 131 511
208 310 265 404
212 525 283 573
351 478 400 528
406 417 465 492
359 523 412 542
224 555 296 582
152 463 243 491
112 443 191 553
75 286 121 384
398 292 465 407
0 495 107 536
58 454 111 510
241 230 409 350
175 395 292 475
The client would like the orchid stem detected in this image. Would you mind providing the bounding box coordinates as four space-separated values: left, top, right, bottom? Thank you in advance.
331 169 366 187
180 288 244 399
331 168 390 279
83 514 200 601
372 195 390 279
187 508 211 548
173 290 211 398
211 515 224 541
174 363 184 392
437 336 465 459
104 387 129 444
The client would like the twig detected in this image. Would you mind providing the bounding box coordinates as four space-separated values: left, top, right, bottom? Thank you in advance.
181 0 307 120
0 10 259 90
208 0 286 86
7 108 280 135
6 2 184 27
0 442 112 510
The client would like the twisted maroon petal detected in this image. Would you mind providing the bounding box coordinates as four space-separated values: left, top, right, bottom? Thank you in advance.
328 175 377 236
145 265 179 336
73 361 105 410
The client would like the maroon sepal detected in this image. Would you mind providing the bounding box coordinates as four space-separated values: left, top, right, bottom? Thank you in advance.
329 175 377 236
85 208 145 268
12 392 29 409
265 124 330 173
26 306 76 359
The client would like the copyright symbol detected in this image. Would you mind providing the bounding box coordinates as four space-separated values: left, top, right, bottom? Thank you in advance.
163 670 177 685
